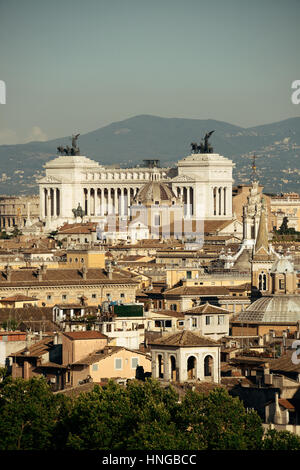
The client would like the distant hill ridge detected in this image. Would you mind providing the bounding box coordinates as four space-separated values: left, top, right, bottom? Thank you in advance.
0 114 300 195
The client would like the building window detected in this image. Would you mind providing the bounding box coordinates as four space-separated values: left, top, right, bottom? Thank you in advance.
186 271 192 279
279 279 285 290
192 318 197 328
62 294 67 300
120 293 125 298
259 273 267 291
47 295 52 301
205 316 212 325
154 214 160 226
92 364 98 371
115 358 122 370
218 315 224 325
131 357 138 369
92 294 96 299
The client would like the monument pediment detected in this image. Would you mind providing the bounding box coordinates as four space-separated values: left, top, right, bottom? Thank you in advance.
171 174 195 183
38 175 62 184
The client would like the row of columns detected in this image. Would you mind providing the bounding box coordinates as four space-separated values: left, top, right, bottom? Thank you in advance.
213 186 228 216
173 186 194 217
153 351 218 383
43 188 61 218
84 187 140 217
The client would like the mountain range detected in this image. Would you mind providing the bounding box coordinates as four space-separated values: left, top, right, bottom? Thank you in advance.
0 114 300 195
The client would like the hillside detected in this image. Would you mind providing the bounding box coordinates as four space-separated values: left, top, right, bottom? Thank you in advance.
0 114 299 195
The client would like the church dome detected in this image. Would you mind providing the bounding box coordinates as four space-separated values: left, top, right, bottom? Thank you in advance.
237 295 300 323
270 257 295 274
134 181 178 205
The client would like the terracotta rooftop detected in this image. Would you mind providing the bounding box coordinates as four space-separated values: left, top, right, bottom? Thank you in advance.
0 267 138 287
164 286 230 296
0 294 38 302
148 330 220 347
203 219 235 234
63 331 108 341
10 334 56 358
184 302 230 315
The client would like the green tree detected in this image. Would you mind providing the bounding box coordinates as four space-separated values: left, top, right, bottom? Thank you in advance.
11 227 22 238
177 387 263 450
0 231 11 239
0 377 68 450
262 429 300 450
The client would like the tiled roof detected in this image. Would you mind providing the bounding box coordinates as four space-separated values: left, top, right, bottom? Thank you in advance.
0 306 53 322
270 351 300 373
148 330 220 347
63 331 108 341
184 302 230 315
57 222 97 234
278 398 295 410
0 267 138 287
164 286 230 296
0 294 38 302
203 220 234 233
10 335 55 358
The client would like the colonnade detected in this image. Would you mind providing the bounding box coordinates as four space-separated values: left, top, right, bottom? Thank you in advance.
212 186 229 216
42 188 61 218
83 187 140 217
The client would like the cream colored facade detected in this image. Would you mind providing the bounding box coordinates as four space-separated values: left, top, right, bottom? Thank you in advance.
270 193 300 231
0 195 39 230
85 348 151 382
62 332 107 365
38 150 235 231
166 268 251 289
150 340 221 383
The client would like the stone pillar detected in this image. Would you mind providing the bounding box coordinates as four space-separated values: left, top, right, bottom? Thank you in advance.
220 187 224 216
107 188 112 215
114 188 118 215
127 187 131 216
100 189 104 216
53 188 57 217
120 187 124 216
47 188 51 220
163 352 170 381
86 189 90 216
186 187 190 218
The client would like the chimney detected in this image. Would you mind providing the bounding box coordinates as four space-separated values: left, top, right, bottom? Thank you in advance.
53 332 59 345
81 265 88 280
36 267 43 281
5 264 12 282
107 264 113 280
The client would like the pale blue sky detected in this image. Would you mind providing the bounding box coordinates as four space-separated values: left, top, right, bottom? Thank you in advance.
0 0 299 144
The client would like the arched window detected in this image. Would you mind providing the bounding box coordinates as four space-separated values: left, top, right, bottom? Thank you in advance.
259 272 267 291
204 355 213 377
187 356 197 380
170 356 176 382
157 354 164 379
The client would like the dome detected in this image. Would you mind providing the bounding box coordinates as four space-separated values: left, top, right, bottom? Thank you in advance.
237 295 300 323
134 181 178 205
270 257 295 274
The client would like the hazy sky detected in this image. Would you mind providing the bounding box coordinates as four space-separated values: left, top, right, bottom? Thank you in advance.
0 0 299 144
